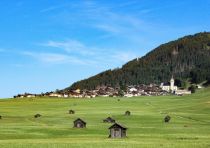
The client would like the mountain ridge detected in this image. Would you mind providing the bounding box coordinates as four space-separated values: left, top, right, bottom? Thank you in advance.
65 32 210 91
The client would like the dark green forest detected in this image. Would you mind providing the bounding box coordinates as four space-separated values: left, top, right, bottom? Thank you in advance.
66 32 210 90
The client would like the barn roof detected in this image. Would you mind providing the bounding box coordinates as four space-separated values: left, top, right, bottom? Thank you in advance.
109 123 127 130
74 118 86 124
105 117 115 120
104 117 115 122
162 82 170 86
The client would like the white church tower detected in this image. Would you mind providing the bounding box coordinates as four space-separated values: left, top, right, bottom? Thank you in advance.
160 75 178 93
170 76 174 91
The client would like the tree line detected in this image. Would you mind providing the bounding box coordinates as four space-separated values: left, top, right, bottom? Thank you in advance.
66 32 210 91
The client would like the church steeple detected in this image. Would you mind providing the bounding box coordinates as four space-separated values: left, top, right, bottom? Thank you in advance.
170 75 174 91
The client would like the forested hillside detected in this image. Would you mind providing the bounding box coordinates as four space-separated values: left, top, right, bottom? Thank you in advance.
67 32 210 90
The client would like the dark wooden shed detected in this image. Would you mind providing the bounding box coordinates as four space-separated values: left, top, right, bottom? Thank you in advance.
164 115 171 123
108 123 127 138
103 117 115 123
125 110 131 116
34 114 41 118
69 110 75 114
73 118 86 128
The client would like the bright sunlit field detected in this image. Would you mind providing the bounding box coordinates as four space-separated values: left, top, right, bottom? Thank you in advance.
0 88 210 148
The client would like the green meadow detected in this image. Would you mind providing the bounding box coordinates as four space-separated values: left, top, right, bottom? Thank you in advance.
0 88 210 148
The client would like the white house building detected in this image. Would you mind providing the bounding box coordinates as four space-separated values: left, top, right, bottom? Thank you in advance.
175 89 191 95
160 76 178 93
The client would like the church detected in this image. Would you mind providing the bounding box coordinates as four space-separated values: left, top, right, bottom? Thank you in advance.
160 76 178 93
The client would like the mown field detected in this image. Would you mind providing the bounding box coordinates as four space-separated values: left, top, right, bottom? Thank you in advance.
0 88 210 148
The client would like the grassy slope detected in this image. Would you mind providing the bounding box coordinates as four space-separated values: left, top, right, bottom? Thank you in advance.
0 88 210 148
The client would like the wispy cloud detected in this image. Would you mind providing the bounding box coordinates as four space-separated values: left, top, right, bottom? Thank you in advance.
47 1 147 40
78 1 150 42
0 31 140 70
25 39 138 68
40 6 60 13
40 3 72 13
86 7 143 35
41 40 95 56
95 24 121 34
22 51 94 65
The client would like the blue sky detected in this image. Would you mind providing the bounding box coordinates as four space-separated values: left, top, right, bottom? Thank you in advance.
0 0 210 98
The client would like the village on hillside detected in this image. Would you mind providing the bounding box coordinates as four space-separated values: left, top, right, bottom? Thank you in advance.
14 76 196 99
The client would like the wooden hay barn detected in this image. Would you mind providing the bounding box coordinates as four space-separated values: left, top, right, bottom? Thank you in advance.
34 114 41 118
103 117 115 123
125 110 131 116
73 118 86 128
108 123 127 138
69 110 75 114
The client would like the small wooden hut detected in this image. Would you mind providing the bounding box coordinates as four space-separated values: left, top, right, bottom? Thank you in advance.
34 114 41 118
69 110 75 114
73 118 86 128
164 115 171 123
108 123 127 138
125 110 131 116
103 117 115 123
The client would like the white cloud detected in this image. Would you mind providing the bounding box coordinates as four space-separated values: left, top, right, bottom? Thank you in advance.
95 24 121 34
42 40 95 56
40 3 72 13
40 6 60 13
22 51 92 65
25 38 139 68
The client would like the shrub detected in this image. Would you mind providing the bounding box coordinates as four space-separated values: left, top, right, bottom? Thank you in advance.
164 115 171 123
34 114 41 118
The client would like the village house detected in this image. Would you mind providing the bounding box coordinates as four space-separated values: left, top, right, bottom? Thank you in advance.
124 93 135 97
25 93 36 98
14 93 36 98
83 90 97 98
49 92 63 98
75 89 81 94
128 87 138 93
73 118 86 128
124 84 164 97
175 89 191 95
63 94 69 98
108 123 127 138
103 117 115 123
196 85 203 89
125 86 138 97
68 90 83 98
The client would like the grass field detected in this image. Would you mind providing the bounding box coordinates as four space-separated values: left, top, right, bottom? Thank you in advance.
0 88 210 148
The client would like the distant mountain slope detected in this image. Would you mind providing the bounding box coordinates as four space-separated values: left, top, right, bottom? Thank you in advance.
66 32 210 90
